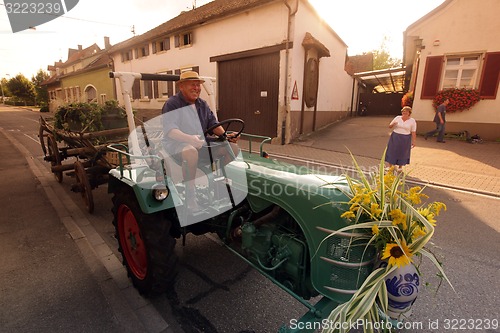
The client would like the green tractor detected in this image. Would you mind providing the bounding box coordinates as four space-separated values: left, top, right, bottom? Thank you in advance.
108 72 375 332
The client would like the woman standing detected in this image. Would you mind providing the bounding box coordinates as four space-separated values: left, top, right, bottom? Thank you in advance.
385 106 417 172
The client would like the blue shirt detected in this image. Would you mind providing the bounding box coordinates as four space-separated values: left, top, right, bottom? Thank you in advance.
434 103 446 123
161 92 218 154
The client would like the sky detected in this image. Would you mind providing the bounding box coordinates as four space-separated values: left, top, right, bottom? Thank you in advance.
0 0 445 80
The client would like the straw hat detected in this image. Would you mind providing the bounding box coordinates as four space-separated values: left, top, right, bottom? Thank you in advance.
178 71 205 83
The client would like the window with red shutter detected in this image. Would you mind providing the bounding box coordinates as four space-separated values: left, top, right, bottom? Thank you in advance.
420 56 443 99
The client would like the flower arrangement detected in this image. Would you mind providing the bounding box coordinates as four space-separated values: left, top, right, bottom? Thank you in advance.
433 88 480 113
401 91 413 108
321 153 453 332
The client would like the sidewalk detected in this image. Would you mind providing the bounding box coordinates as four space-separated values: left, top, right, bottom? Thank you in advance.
0 128 169 333
262 116 500 197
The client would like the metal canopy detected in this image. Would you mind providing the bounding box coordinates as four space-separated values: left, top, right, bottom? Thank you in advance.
354 67 406 93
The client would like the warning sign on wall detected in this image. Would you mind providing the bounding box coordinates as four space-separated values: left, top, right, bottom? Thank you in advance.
291 81 299 100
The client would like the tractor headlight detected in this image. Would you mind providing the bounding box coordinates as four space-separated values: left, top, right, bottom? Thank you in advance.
151 183 169 201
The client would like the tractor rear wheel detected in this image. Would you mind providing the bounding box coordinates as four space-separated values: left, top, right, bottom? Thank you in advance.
112 188 178 295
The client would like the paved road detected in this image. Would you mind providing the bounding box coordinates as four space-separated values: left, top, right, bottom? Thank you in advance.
1 106 499 333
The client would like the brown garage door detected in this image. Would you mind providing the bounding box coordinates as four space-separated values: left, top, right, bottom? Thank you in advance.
217 52 279 138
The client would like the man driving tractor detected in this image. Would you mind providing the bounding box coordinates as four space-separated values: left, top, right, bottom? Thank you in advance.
161 70 240 210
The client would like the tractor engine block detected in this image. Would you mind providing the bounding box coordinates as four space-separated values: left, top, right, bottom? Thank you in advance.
240 222 314 299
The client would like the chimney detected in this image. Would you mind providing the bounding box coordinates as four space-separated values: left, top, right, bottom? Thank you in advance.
104 36 111 49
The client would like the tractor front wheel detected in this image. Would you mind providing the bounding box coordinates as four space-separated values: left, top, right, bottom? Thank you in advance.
112 188 178 295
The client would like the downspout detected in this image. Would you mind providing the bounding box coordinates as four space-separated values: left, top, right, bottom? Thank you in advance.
281 0 298 145
350 77 355 117
108 54 117 100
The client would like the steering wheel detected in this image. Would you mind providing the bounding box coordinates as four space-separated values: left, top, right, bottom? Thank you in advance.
204 118 245 141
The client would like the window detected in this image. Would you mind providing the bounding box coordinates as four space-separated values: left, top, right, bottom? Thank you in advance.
158 70 174 98
55 88 63 100
135 44 150 59
121 50 133 62
143 80 152 99
85 86 97 103
175 32 193 48
152 38 170 54
441 55 481 89
72 86 80 102
64 87 70 103
100 94 107 104
421 52 500 99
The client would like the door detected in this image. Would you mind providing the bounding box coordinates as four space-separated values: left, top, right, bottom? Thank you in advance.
217 52 279 137
359 92 404 116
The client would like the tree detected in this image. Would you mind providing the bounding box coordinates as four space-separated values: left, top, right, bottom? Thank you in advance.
32 69 50 106
6 74 36 105
371 37 402 70
1 77 11 102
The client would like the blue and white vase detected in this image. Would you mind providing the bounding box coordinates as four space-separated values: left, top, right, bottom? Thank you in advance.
377 260 420 319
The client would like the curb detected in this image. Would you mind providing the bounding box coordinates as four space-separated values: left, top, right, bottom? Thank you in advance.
2 128 170 333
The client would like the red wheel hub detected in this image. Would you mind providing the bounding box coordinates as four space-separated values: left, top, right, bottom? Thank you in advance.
118 205 147 280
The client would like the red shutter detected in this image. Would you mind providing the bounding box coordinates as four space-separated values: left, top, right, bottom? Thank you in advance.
420 56 444 99
479 52 500 99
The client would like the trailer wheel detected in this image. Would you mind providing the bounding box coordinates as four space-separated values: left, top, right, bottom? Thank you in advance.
74 161 94 214
112 188 178 295
47 134 63 183
38 124 47 156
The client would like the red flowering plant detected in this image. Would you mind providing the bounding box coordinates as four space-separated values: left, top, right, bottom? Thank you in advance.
433 88 481 113
401 91 414 107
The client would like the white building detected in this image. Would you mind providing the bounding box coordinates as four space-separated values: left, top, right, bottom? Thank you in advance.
404 0 500 140
108 0 356 143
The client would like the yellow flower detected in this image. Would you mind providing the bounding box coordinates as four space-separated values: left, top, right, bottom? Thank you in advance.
411 226 427 240
341 210 356 220
370 203 383 217
381 241 413 267
404 186 429 205
418 208 437 226
362 195 371 205
372 224 380 235
431 202 447 216
389 208 407 230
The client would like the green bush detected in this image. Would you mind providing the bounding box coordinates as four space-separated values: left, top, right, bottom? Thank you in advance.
54 100 127 132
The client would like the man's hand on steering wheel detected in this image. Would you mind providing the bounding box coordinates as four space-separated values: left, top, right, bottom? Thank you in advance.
204 119 245 142
226 132 239 143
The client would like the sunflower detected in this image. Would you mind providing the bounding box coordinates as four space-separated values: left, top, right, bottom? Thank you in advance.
381 240 413 267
